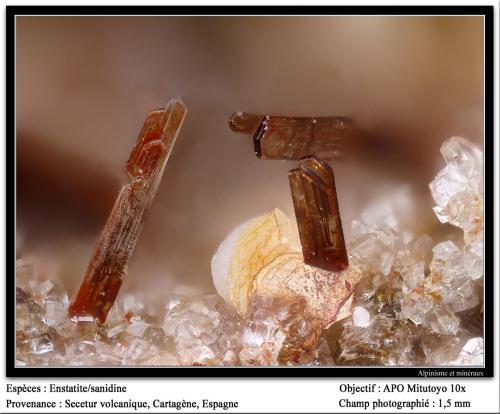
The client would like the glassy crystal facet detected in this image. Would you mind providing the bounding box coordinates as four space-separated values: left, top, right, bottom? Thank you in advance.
68 100 187 323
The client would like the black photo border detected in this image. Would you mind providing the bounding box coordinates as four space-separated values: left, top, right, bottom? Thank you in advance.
6 5 494 378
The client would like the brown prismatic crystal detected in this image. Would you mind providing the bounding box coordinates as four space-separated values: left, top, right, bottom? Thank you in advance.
68 99 187 323
288 156 348 272
228 112 355 160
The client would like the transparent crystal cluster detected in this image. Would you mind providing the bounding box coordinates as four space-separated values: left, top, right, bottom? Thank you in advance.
16 137 483 366
331 137 483 366
239 296 328 366
450 337 484 366
16 269 328 366
16 265 236 366
429 136 483 280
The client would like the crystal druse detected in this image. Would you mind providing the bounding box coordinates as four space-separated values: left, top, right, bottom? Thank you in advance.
15 137 484 366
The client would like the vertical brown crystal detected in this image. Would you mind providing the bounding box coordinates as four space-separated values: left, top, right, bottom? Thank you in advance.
288 156 348 272
228 112 354 160
68 100 187 323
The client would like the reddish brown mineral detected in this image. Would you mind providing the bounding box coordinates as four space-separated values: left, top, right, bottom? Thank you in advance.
228 112 355 160
288 156 348 272
68 100 187 323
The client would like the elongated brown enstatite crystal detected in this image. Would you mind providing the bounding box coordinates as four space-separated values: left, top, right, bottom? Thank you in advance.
228 112 355 160
288 156 348 272
68 100 187 323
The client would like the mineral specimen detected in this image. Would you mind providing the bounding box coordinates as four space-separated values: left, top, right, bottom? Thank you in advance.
211 208 300 315
450 337 484 366
429 137 483 236
239 296 324 365
16 262 333 366
211 208 363 331
16 135 484 367
289 156 348 272
162 294 241 365
68 100 187 323
228 112 355 160
429 136 484 280
330 136 484 366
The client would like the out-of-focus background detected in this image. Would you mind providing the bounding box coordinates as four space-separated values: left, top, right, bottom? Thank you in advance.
16 16 484 297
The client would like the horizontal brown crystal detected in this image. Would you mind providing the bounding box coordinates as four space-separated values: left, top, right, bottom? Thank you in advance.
288 156 348 272
228 111 355 160
68 100 187 323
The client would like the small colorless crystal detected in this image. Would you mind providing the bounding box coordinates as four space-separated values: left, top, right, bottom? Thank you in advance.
350 220 403 276
429 137 483 274
430 137 482 229
352 306 370 327
450 337 484 366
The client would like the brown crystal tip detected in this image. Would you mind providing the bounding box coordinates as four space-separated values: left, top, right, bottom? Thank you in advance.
68 100 187 324
288 156 348 272
126 100 187 180
228 111 355 160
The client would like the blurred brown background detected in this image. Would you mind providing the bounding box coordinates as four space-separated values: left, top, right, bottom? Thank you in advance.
16 16 484 297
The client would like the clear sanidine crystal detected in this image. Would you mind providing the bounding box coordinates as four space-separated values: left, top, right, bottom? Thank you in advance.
239 296 325 366
429 137 483 281
350 220 404 277
352 306 370 328
68 100 187 323
331 136 483 365
430 137 483 233
450 337 484 366
162 294 241 366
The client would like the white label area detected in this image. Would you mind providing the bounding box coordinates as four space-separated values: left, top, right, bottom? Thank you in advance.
1 378 500 413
